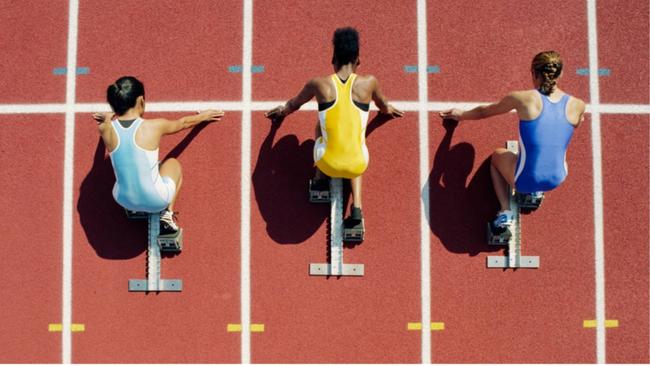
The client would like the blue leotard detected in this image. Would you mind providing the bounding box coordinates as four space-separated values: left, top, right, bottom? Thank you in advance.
110 118 176 212
514 91 575 193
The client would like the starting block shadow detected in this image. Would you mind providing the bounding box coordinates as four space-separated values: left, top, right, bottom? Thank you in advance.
127 212 183 292
309 178 364 277
487 141 540 269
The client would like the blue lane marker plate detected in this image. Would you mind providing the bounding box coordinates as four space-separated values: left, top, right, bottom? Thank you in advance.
53 66 90 75
576 68 611 76
404 65 440 73
228 65 264 73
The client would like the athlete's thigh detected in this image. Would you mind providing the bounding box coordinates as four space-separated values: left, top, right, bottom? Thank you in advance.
491 148 517 185
159 158 182 186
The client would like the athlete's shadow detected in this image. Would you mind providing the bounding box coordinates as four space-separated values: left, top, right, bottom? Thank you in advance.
77 138 146 259
77 124 209 259
424 120 501 256
252 120 328 244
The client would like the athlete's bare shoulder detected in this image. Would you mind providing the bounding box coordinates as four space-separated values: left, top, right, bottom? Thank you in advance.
351 74 379 100
568 94 586 108
353 74 378 86
138 117 169 135
308 76 333 88
566 94 586 127
509 89 538 103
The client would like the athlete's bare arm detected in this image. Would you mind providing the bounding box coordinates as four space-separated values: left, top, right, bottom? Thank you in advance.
567 97 586 127
265 78 322 123
92 112 117 150
91 110 223 151
362 75 404 118
147 110 225 136
439 92 525 121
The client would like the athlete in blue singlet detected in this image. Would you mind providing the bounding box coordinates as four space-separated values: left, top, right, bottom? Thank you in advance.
92 76 224 236
439 51 586 233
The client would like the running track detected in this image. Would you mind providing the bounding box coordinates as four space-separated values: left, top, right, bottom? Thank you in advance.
0 0 648 363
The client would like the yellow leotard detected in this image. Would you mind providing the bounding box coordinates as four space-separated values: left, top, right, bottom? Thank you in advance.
314 73 369 179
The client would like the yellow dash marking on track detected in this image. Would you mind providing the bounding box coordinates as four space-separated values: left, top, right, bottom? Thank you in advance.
227 324 265 332
408 322 444 331
407 322 422 330
583 319 619 328
251 324 265 332
48 324 85 332
227 324 242 332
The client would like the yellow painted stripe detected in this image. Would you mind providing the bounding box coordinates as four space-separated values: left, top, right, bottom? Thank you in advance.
227 324 265 333
251 324 265 333
431 322 445 331
48 324 85 332
408 322 445 331
227 324 242 332
583 319 619 328
407 322 422 330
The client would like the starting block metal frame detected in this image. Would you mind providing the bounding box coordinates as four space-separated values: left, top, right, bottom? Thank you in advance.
129 213 183 292
487 141 540 269
310 178 364 277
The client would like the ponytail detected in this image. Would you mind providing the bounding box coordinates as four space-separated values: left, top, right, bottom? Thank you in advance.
532 51 563 95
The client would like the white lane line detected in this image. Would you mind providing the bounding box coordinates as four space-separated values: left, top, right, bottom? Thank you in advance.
417 0 431 363
62 0 79 363
592 103 650 114
240 0 253 363
1 101 648 114
587 0 606 363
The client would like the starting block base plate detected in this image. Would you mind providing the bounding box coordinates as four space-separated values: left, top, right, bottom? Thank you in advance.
309 263 364 276
128 279 183 292
487 255 540 268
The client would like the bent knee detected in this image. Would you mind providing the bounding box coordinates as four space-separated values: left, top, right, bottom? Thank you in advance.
160 158 182 181
162 158 182 170
491 148 516 163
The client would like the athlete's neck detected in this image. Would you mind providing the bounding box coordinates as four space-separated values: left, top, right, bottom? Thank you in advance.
117 109 142 121
335 63 356 81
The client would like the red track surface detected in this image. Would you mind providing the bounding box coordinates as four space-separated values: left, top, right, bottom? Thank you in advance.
0 116 64 363
76 0 243 102
0 2 68 103
427 1 590 102
601 115 650 363
0 0 648 363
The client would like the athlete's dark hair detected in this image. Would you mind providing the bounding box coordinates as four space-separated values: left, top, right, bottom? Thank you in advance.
107 76 145 115
531 51 563 95
331 27 359 66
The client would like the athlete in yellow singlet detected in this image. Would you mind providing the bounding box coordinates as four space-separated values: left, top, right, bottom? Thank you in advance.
266 27 403 236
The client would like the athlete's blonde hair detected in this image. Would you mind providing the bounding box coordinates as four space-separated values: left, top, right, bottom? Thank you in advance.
532 51 563 95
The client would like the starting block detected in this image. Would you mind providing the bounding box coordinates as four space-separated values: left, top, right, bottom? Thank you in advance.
487 141 540 269
125 209 148 220
343 216 364 242
128 212 183 292
158 229 183 253
516 191 544 209
309 178 331 203
310 178 364 277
